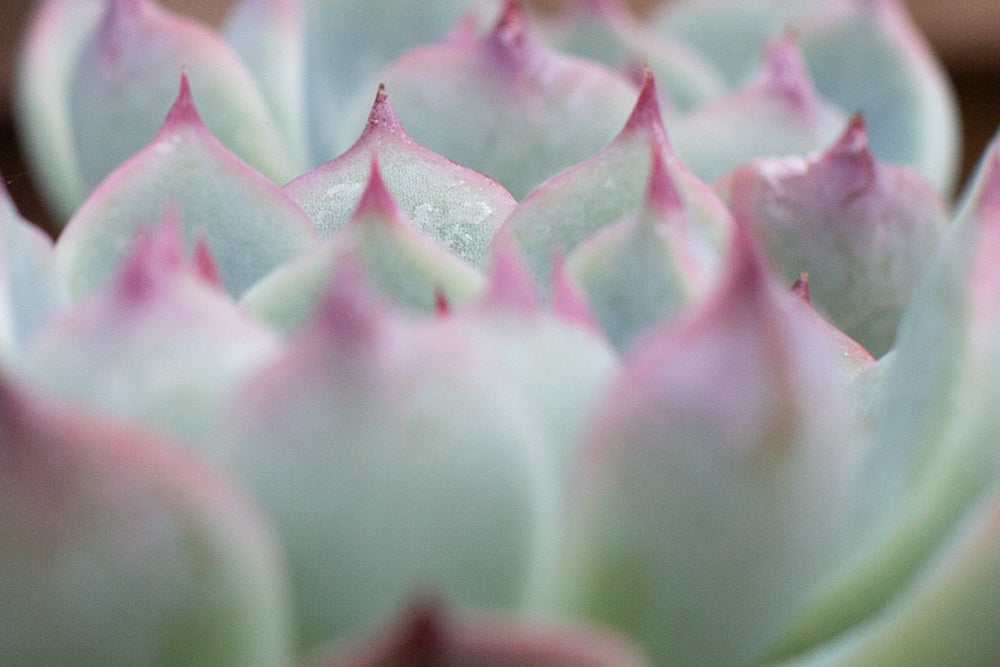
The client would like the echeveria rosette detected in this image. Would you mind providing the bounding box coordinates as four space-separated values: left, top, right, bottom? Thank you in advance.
0 370 293 665
718 115 949 357
551 221 861 664
20 218 281 448
245 157 485 331
55 73 318 299
215 265 562 653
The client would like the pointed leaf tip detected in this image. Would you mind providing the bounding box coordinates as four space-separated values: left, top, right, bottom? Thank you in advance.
160 71 204 134
311 260 385 348
192 236 224 289
819 114 877 197
481 237 541 316
363 84 406 139
623 68 667 139
644 148 685 214
494 0 527 45
974 152 1000 221
760 34 816 110
115 212 185 303
551 254 603 333
350 156 402 222
790 273 811 303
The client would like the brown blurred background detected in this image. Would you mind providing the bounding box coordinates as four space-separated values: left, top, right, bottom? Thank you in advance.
2 0 998 231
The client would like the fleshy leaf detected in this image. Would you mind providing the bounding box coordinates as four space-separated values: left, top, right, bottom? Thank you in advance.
656 0 960 194
0 181 64 360
0 371 293 665
498 70 731 290
718 115 948 357
14 0 105 221
55 74 319 299
669 35 848 183
534 0 725 113
789 275 876 381
555 221 858 664
797 0 961 195
69 0 299 200
245 158 484 331
294 0 496 164
654 0 831 85
217 267 559 652
306 596 650 666
284 85 516 264
24 216 282 447
796 477 1000 664
565 148 721 349
222 0 309 171
768 149 1000 658
364 1 639 199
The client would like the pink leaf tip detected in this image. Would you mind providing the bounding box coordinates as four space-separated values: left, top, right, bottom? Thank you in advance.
973 152 1000 223
350 155 403 223
361 84 407 141
759 34 817 112
790 273 811 303
192 236 224 289
159 71 205 134
309 259 386 349
480 235 542 316
643 146 685 215
115 209 185 303
484 0 539 72
622 67 669 145
550 253 603 333
817 114 877 199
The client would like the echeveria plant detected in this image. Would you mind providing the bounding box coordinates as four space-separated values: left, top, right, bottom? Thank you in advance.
3 0 998 663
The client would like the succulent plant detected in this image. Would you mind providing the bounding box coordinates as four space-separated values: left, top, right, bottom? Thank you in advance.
4 0 999 663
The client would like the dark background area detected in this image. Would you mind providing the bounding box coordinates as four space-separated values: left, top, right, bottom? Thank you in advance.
1 0 998 235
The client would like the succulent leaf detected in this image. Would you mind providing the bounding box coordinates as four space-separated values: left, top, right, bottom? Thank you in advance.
14 0 105 221
718 115 949 357
22 216 282 447
670 35 848 183
0 182 64 360
534 0 725 113
797 0 962 195
654 0 831 86
294 0 496 164
565 148 721 350
284 85 516 264
555 221 858 664
71 0 298 197
0 372 293 665
218 267 560 652
55 73 318 299
222 0 310 171
499 70 731 290
769 148 1000 658
363 1 639 200
246 157 485 330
